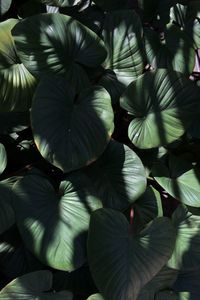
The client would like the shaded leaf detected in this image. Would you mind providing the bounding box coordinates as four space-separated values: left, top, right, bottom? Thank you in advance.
0 183 15 235
144 24 195 75
12 13 107 91
31 76 114 172
85 140 147 211
88 208 176 300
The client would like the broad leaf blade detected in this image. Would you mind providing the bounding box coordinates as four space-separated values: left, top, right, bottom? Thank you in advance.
120 69 200 149
88 208 176 300
31 76 114 172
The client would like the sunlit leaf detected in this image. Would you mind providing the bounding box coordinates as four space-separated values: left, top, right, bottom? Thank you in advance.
13 169 102 271
120 69 200 149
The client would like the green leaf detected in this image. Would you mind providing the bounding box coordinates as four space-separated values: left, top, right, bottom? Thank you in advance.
152 154 200 207
13 169 102 271
87 294 105 300
0 19 37 112
0 0 12 16
137 267 178 300
92 0 127 11
120 69 200 149
0 144 7 175
132 186 163 233
170 2 200 49
87 208 176 300
31 76 114 172
38 0 80 6
102 10 145 88
0 183 15 235
0 271 73 299
0 226 43 279
144 24 195 74
167 205 200 271
85 140 147 211
12 13 107 91
155 290 198 300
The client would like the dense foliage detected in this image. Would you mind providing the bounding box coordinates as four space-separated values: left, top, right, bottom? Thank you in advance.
0 0 200 299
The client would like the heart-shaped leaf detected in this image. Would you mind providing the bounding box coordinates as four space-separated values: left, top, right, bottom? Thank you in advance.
85 140 146 211
167 205 200 271
0 271 73 299
12 13 107 91
0 183 15 235
87 208 176 300
0 144 7 175
120 69 200 149
31 76 114 172
152 154 200 207
0 19 37 112
101 9 145 102
144 24 195 74
13 169 102 271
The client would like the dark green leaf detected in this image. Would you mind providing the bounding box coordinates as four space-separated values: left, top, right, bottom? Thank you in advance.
85 140 146 211
133 186 163 233
88 208 176 300
0 183 15 235
31 76 114 172
12 13 107 91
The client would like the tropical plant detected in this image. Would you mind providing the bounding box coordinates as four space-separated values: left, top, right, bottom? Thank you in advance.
0 0 200 299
